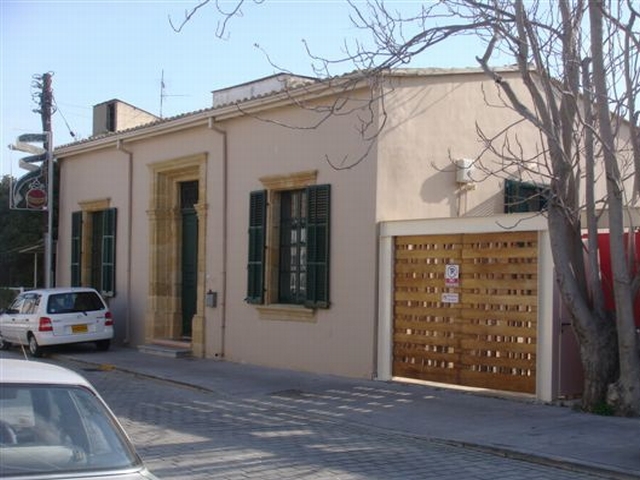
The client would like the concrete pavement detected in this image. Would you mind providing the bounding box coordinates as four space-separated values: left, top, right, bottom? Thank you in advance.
53 346 640 479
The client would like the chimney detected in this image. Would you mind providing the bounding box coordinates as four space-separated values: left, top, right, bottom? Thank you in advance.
92 99 160 136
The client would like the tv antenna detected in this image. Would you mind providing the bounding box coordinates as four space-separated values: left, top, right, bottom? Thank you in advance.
159 70 188 118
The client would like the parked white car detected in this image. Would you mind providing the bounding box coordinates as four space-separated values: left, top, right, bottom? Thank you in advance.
0 288 113 357
0 359 159 479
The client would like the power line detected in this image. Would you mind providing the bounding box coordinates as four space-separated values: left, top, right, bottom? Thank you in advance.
52 96 76 139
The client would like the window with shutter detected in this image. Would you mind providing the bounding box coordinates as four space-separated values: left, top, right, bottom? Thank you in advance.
504 179 549 213
71 212 82 287
305 184 330 308
70 207 117 296
279 189 308 305
101 208 117 296
247 190 267 304
246 184 330 309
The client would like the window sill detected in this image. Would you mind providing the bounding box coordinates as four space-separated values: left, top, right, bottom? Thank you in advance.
256 304 316 323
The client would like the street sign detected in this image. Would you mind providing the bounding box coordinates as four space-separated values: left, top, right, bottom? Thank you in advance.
19 153 47 164
8 132 50 209
11 168 47 211
8 133 48 156
9 141 46 156
19 157 42 172
18 133 47 143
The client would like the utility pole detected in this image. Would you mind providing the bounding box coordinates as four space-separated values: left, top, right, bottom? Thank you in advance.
7 73 54 288
40 73 54 288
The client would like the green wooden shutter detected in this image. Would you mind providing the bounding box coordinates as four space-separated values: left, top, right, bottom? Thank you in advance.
504 179 549 213
305 184 330 308
101 208 117 297
71 211 82 286
247 190 267 304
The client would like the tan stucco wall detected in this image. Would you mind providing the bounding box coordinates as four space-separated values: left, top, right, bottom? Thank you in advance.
221 100 379 378
57 147 134 341
375 72 635 221
119 127 223 352
58 94 380 379
376 72 548 221
58 127 223 348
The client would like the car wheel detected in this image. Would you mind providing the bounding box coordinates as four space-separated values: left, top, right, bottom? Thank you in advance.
28 334 43 357
96 339 111 351
0 336 11 350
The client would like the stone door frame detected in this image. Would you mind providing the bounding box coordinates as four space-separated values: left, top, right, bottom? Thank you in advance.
147 153 207 356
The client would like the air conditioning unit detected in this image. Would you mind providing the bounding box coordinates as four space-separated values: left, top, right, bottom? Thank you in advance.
456 159 475 184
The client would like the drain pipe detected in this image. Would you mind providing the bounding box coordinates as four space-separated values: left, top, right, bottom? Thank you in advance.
208 117 228 358
116 138 133 344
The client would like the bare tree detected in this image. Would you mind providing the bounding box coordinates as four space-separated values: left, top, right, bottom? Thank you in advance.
174 0 640 415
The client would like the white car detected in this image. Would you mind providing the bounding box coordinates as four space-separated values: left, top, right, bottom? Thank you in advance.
0 359 159 479
0 288 114 357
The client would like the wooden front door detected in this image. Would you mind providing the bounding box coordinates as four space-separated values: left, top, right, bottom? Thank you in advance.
393 232 538 394
180 181 198 338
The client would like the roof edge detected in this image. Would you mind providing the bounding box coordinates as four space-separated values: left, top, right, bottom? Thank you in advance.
55 66 522 157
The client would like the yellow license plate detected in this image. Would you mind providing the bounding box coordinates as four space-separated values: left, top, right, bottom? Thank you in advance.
72 324 88 334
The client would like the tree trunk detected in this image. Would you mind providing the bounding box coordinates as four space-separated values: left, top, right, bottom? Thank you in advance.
574 314 619 411
589 0 640 416
547 202 619 410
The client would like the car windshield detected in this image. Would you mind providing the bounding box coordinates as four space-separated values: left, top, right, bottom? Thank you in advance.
47 292 104 314
0 384 141 476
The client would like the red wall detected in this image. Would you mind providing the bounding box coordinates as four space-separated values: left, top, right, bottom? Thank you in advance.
596 232 640 327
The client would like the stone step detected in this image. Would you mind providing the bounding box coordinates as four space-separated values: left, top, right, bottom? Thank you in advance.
151 338 191 349
138 342 192 358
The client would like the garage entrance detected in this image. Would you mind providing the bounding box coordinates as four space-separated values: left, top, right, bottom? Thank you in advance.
392 231 538 394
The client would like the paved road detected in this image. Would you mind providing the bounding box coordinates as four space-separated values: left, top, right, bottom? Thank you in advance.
46 359 606 480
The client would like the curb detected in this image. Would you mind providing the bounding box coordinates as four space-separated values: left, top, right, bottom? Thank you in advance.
434 439 640 480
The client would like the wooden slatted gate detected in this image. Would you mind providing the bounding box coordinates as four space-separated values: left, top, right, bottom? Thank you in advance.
393 231 538 394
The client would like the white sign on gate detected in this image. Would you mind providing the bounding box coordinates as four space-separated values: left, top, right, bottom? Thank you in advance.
445 264 459 287
441 292 460 303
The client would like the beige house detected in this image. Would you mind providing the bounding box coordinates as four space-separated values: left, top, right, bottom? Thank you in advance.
54 68 586 401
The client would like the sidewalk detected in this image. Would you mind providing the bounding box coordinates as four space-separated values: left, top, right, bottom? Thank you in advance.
58 346 640 479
